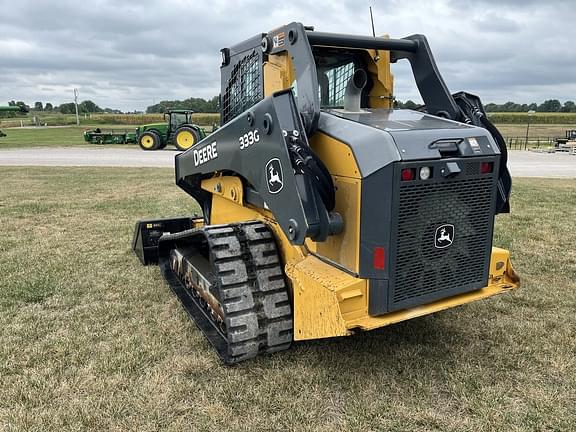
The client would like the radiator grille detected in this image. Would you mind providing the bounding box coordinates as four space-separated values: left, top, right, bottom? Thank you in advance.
390 176 494 309
221 51 263 124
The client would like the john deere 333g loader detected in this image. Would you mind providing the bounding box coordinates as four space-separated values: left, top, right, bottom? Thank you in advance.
132 23 519 364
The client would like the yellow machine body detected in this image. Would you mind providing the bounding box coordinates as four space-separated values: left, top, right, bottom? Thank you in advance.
201 175 519 341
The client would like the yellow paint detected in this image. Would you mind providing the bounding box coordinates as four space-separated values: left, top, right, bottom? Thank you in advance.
287 247 519 340
366 45 394 109
350 249 519 330
263 52 295 96
201 176 243 205
308 133 362 272
176 130 196 149
140 135 155 149
309 133 360 178
191 217 205 229
286 255 367 340
314 176 361 272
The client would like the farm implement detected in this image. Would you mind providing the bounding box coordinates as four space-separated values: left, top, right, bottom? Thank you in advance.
555 129 576 154
132 23 519 364
83 128 137 145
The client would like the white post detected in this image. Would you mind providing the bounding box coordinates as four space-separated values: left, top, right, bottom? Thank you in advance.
525 110 535 150
74 88 80 126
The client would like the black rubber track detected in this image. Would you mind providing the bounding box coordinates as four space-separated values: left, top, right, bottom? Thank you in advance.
158 221 293 364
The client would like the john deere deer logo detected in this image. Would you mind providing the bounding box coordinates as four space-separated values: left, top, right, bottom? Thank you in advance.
265 158 283 194
435 224 454 249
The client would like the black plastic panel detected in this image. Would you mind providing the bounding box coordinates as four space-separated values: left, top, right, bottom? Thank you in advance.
387 158 499 311
132 217 194 265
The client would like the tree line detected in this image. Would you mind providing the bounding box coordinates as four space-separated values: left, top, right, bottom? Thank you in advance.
145 96 219 113
396 99 576 113
1 100 122 115
7 96 575 116
149 96 576 114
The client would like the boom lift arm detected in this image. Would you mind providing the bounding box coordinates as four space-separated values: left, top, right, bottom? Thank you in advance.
175 90 341 245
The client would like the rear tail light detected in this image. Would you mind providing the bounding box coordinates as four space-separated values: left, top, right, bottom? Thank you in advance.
373 247 385 270
480 162 493 174
401 168 416 181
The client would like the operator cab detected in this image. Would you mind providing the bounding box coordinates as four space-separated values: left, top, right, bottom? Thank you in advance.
315 49 361 109
313 47 393 114
165 110 194 130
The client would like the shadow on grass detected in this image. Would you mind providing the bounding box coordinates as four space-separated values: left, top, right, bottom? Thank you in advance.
245 311 479 377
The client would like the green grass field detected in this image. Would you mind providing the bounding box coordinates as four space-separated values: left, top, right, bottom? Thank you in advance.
0 126 123 149
488 112 576 124
0 167 574 431
496 123 574 138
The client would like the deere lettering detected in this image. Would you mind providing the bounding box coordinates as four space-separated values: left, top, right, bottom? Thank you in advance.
193 141 218 167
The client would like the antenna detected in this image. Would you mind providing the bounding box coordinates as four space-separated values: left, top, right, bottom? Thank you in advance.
370 6 376 37
369 6 380 61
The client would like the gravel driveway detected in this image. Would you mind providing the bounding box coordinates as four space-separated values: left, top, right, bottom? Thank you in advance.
0 146 574 177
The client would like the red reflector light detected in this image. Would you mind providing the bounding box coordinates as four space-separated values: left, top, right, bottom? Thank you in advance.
373 247 385 270
480 162 493 174
401 168 416 181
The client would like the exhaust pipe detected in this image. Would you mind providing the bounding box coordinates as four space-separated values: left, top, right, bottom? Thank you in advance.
343 69 367 112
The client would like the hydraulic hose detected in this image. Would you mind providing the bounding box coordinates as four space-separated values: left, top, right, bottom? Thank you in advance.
287 134 336 212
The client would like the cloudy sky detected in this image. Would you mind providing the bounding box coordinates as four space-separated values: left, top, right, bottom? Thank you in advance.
1 0 574 111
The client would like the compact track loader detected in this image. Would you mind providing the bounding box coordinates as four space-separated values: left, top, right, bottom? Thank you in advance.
133 23 519 364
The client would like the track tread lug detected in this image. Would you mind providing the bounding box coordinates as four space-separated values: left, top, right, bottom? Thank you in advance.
163 221 293 365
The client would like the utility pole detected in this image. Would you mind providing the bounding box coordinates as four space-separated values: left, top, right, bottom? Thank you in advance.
73 88 80 126
525 110 535 150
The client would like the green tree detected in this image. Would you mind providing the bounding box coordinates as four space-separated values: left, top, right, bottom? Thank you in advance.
44 103 53 111
403 100 419 109
59 103 76 114
34 102 43 111
561 101 576 112
78 100 102 113
146 96 220 114
537 99 561 112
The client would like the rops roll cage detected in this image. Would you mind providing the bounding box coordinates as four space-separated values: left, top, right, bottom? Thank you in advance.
221 22 461 135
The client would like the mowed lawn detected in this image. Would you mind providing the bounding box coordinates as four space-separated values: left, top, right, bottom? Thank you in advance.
0 167 574 431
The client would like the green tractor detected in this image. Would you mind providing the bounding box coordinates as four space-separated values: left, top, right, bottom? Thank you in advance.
136 109 207 151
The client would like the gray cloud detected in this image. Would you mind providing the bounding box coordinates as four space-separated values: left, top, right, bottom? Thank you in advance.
0 0 574 111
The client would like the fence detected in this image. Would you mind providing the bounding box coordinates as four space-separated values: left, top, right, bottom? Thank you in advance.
505 136 556 150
